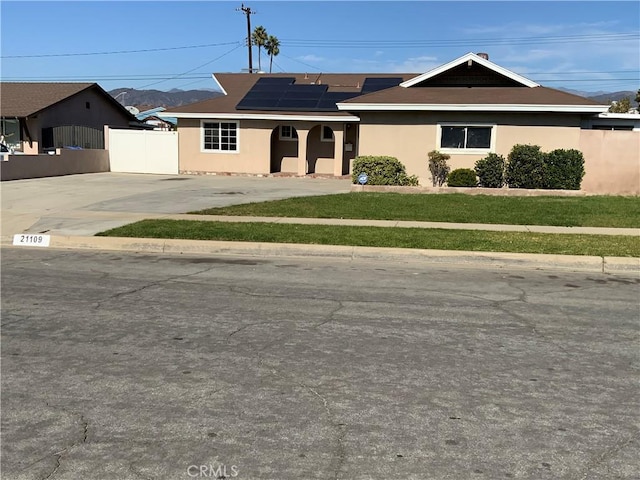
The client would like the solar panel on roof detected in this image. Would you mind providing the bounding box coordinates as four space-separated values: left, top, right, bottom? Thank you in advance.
236 97 282 109
276 98 321 110
237 76 398 111
254 77 296 85
361 77 403 93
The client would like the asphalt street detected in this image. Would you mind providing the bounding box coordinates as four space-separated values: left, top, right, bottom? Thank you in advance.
1 247 639 479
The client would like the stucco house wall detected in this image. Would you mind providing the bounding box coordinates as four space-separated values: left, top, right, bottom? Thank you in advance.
178 118 348 176
580 129 640 195
357 112 584 181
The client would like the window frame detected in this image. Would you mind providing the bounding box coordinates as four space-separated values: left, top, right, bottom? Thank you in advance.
279 125 298 141
436 123 496 154
201 120 239 154
320 124 335 142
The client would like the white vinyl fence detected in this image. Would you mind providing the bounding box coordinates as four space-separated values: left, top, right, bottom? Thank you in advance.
108 128 178 174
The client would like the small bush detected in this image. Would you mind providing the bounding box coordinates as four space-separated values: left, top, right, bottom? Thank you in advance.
543 149 585 190
506 144 545 189
475 153 506 188
447 168 477 187
351 155 419 186
428 150 450 187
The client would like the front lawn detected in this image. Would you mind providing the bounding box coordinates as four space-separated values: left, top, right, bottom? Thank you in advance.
189 193 640 228
97 220 640 257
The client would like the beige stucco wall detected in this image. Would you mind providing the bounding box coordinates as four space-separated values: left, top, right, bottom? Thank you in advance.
357 112 584 182
580 130 639 195
178 118 348 175
1 149 109 181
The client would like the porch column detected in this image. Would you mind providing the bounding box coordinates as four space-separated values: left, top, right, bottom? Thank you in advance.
297 128 309 175
333 126 344 176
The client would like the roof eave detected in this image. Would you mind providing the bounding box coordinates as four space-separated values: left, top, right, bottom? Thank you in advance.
336 103 609 113
160 112 361 122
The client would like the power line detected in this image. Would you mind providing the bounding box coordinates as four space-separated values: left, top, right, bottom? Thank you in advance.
136 44 244 89
1 41 243 59
279 32 639 48
5 32 635 60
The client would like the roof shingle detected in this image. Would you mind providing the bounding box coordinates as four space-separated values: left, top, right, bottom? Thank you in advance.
0 82 96 117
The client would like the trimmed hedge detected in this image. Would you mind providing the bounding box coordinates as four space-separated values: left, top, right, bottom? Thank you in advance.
475 153 506 188
543 149 585 190
351 156 419 186
506 144 546 189
447 168 477 187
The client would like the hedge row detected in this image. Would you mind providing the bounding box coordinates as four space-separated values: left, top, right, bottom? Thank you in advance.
351 145 585 190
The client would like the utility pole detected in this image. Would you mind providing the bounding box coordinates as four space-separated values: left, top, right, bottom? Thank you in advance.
237 4 254 73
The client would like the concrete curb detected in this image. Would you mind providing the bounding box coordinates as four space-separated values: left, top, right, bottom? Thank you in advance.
5 235 638 275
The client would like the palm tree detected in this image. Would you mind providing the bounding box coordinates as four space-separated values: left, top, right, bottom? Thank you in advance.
251 25 268 72
265 35 280 74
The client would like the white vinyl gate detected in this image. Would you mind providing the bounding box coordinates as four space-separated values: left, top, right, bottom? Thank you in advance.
108 128 178 174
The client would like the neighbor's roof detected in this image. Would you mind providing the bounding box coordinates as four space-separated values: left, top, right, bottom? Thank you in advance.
164 73 415 118
0 82 98 117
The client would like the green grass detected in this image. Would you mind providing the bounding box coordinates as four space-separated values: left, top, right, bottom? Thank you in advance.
189 193 640 228
97 220 640 257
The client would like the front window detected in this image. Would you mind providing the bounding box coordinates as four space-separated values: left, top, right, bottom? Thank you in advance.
439 125 493 151
203 121 238 152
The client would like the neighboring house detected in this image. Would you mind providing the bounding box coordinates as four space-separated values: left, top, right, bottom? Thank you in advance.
163 53 638 193
0 82 137 154
135 106 177 131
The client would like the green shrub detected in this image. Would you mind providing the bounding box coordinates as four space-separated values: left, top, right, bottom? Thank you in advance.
447 168 477 187
428 150 450 187
543 149 585 190
475 153 506 188
506 144 545 189
351 156 419 186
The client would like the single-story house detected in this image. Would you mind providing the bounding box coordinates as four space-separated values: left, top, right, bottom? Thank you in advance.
163 53 639 193
0 82 137 154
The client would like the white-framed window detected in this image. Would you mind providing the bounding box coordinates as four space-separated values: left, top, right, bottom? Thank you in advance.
202 120 238 152
437 123 495 153
279 125 298 141
320 125 334 142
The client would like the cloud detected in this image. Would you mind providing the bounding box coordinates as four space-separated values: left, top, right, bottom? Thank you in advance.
386 56 440 73
459 20 621 36
297 54 325 62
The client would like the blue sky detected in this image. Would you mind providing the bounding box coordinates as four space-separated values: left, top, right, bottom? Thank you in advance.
1 1 638 94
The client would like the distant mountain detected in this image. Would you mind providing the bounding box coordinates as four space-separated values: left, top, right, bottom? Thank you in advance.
108 88 223 108
557 87 637 107
587 91 637 106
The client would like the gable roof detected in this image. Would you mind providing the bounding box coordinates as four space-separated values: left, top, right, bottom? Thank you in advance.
337 53 608 113
0 82 135 119
400 52 540 88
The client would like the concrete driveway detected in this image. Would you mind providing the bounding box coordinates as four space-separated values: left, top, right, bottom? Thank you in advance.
1 173 350 238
